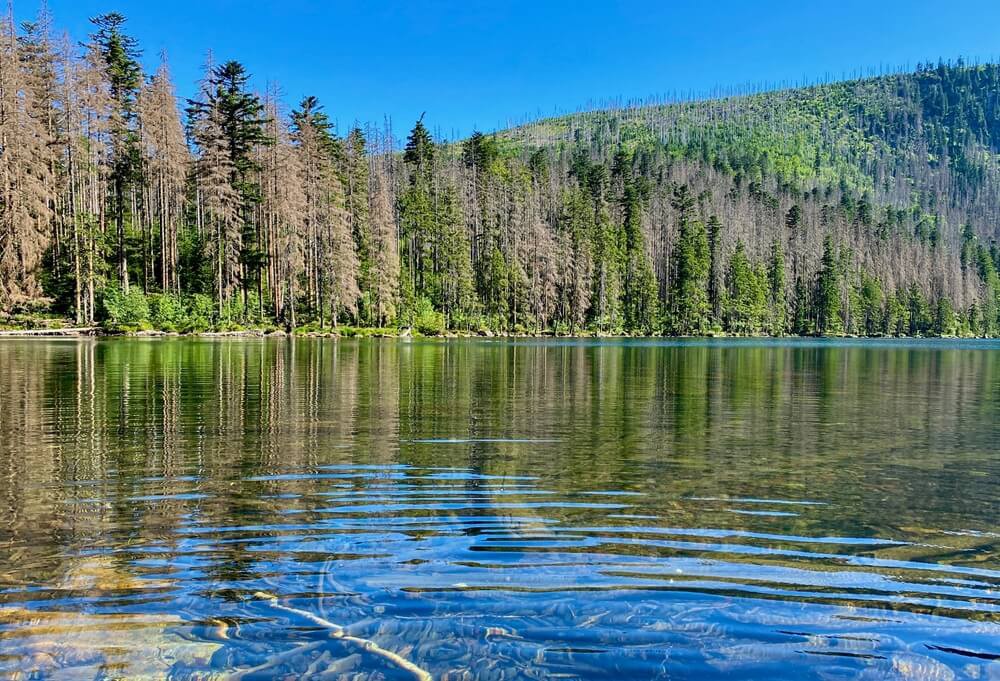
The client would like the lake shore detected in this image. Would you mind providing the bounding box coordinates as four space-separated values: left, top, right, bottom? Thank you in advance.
0 325 975 340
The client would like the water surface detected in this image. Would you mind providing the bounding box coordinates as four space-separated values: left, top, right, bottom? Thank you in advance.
0 338 997 679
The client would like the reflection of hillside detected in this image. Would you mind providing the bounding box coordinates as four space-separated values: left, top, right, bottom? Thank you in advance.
1 340 998 576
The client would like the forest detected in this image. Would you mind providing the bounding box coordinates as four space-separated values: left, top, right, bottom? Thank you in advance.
2 8 1000 336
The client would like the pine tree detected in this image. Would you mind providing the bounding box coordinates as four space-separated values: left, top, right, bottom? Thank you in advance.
725 241 766 334
706 215 723 324
792 276 811 335
557 188 594 331
622 180 659 334
857 274 883 335
399 117 436 309
345 126 373 323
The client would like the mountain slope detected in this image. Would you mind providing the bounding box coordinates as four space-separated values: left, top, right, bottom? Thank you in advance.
452 61 1000 335
506 60 1000 239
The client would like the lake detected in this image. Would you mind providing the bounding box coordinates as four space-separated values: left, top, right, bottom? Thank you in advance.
0 338 997 680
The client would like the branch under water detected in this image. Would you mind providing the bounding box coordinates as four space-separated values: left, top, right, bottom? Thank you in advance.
245 591 433 681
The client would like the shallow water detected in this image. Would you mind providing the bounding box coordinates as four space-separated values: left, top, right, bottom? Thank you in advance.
0 337 997 680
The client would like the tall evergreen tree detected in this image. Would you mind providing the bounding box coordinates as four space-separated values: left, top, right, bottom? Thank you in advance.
706 215 723 324
670 188 710 334
88 13 142 290
725 241 766 334
767 240 786 335
814 236 842 335
188 60 271 317
622 179 659 333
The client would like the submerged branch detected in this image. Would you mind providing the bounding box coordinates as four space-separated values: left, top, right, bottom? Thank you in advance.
250 591 434 681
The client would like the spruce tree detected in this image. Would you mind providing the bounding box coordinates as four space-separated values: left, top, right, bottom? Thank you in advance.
345 127 373 323
622 179 659 333
767 240 786 335
707 215 723 324
188 60 271 317
814 236 842 335
725 242 766 335
670 215 710 334
88 13 142 291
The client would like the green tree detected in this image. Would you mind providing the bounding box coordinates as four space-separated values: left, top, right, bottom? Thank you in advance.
792 276 812 334
188 60 272 317
907 285 932 335
707 215 724 323
400 119 473 327
933 296 957 336
344 127 374 323
885 290 910 336
766 240 786 335
974 245 999 335
89 13 143 290
725 242 766 334
622 180 659 333
814 236 842 334
669 200 710 335
400 117 437 310
857 274 883 336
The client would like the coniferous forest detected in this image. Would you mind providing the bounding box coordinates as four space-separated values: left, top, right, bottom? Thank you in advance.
4 9 1000 337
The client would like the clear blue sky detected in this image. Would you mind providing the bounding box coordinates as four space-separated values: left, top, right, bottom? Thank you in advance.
18 0 1000 139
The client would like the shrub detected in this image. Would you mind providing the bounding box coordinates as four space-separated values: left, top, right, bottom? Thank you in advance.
148 293 185 331
412 297 445 336
184 294 215 332
100 287 150 330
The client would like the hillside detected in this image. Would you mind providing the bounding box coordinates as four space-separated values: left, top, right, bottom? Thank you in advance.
0 7 998 336
445 61 1000 335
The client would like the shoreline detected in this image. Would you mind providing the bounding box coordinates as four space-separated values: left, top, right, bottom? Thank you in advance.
0 327 978 340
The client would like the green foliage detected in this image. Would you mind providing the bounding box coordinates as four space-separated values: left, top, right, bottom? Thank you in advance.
622 179 659 333
184 294 216 332
12 31 1000 341
767 241 786 335
886 291 910 336
907 285 932 335
148 293 185 332
724 242 767 334
814 237 842 335
934 297 958 336
857 275 884 336
669 186 710 334
100 287 151 331
412 297 446 336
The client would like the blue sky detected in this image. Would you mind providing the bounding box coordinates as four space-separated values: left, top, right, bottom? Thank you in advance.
18 0 1000 139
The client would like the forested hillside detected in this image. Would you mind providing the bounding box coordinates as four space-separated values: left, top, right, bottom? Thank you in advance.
2 8 999 336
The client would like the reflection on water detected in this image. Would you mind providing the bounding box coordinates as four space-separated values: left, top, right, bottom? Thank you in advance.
0 338 997 679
